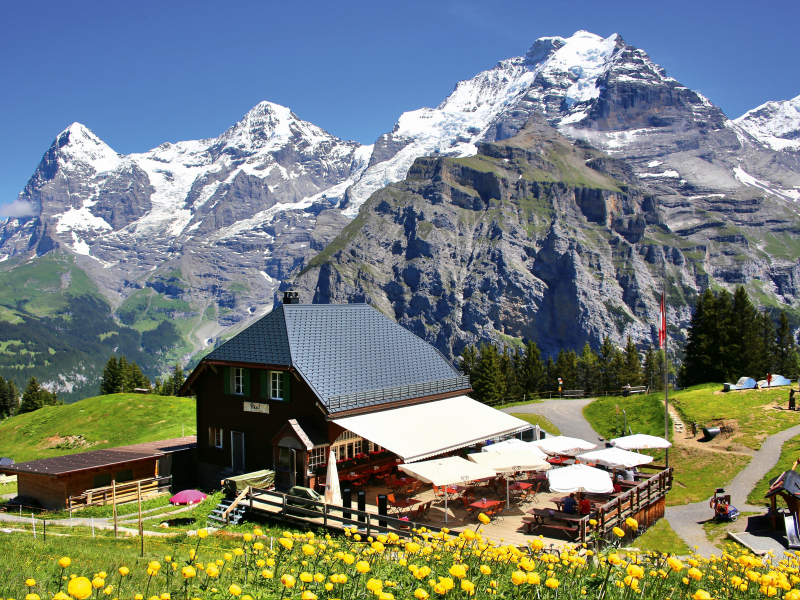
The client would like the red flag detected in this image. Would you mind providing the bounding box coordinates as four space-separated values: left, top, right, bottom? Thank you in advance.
659 291 666 349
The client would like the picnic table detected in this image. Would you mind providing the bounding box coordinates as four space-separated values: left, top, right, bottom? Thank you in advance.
550 496 603 513
523 507 583 539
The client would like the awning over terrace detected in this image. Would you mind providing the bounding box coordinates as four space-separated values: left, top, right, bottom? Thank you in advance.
332 396 530 463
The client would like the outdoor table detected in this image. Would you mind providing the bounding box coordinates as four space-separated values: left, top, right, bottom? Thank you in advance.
388 497 420 515
470 499 501 510
524 507 583 539
550 496 603 512
340 473 360 483
509 482 533 491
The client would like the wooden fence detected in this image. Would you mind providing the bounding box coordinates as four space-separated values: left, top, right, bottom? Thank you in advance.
68 476 172 510
248 487 455 539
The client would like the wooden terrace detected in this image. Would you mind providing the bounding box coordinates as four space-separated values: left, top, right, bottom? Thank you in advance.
231 467 673 548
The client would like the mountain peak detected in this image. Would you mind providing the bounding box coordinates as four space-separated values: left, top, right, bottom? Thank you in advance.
735 93 800 150
53 122 121 174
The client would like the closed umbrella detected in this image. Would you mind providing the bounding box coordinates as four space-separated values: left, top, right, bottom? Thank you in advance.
170 490 208 505
324 450 342 506
577 448 654 469
611 434 672 450
469 448 551 504
400 457 496 523
530 436 597 456
547 463 614 494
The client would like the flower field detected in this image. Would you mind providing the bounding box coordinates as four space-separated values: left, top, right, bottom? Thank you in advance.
3 517 800 600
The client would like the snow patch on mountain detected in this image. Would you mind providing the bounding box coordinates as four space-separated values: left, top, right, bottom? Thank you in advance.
734 94 800 151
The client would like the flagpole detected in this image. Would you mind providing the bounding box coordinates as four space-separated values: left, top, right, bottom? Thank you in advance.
663 286 669 469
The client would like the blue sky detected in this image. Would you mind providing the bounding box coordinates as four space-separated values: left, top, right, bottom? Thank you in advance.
1 0 798 215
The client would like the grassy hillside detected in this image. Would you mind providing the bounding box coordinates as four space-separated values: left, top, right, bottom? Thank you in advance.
0 393 196 463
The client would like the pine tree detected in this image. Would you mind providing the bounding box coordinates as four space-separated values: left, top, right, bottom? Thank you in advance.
555 349 577 391
515 341 545 396
597 337 617 393
545 356 557 392
172 364 185 393
609 349 625 392
777 311 799 379
118 357 131 393
501 347 521 399
128 362 151 391
731 286 760 376
642 346 660 391
460 346 479 379
471 343 506 403
681 289 714 386
100 357 121 395
755 309 778 377
0 376 10 417
5 380 18 414
621 337 642 387
161 377 174 397
153 379 163 396
576 343 599 394
19 377 56 413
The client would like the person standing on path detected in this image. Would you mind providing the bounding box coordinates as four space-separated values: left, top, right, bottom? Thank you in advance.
790 387 797 411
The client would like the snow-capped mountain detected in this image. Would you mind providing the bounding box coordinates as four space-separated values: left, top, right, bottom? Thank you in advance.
735 94 800 152
3 30 800 373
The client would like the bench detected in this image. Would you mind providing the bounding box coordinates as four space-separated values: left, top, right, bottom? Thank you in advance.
563 390 584 399
622 386 648 397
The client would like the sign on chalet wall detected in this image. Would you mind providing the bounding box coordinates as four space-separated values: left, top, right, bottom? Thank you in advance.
244 401 269 414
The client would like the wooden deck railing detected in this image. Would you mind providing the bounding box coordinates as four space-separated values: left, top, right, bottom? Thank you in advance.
248 487 456 539
68 476 172 510
244 470 672 548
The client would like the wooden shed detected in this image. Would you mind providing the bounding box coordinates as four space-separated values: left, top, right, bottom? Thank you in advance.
1 436 196 510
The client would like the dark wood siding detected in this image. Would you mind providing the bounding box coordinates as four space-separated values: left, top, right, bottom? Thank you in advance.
196 366 329 475
17 457 158 510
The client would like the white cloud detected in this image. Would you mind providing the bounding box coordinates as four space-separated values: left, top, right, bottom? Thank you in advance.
0 199 38 218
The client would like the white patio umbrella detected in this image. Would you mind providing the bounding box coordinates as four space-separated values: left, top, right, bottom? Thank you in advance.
577 447 654 469
530 436 598 456
611 434 672 450
469 448 551 504
400 457 496 523
483 438 549 460
547 463 614 495
324 450 342 506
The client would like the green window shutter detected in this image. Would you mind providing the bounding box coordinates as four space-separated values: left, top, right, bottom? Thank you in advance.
283 372 291 402
260 371 268 400
243 369 251 397
223 367 230 395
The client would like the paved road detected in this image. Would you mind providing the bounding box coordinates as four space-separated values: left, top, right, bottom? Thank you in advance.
664 423 800 556
502 398 604 443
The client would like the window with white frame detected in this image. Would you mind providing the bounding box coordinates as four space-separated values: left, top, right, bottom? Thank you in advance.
332 431 368 460
308 446 329 470
270 371 284 400
209 427 223 449
232 368 244 395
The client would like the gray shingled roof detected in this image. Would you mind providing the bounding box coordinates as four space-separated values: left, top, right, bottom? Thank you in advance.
206 307 292 366
203 303 469 413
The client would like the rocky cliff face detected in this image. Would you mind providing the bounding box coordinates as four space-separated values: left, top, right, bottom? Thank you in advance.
286 116 696 359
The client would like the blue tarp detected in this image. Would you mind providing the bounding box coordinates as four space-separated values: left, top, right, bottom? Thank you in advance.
724 377 758 392
758 375 792 388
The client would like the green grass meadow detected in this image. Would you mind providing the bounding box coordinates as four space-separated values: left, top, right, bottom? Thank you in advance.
0 393 196 463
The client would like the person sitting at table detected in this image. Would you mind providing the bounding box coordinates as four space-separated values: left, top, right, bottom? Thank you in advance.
562 493 578 514
579 497 592 515
622 468 635 481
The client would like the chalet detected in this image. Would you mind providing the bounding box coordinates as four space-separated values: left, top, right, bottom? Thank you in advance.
0 436 196 510
181 293 530 489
